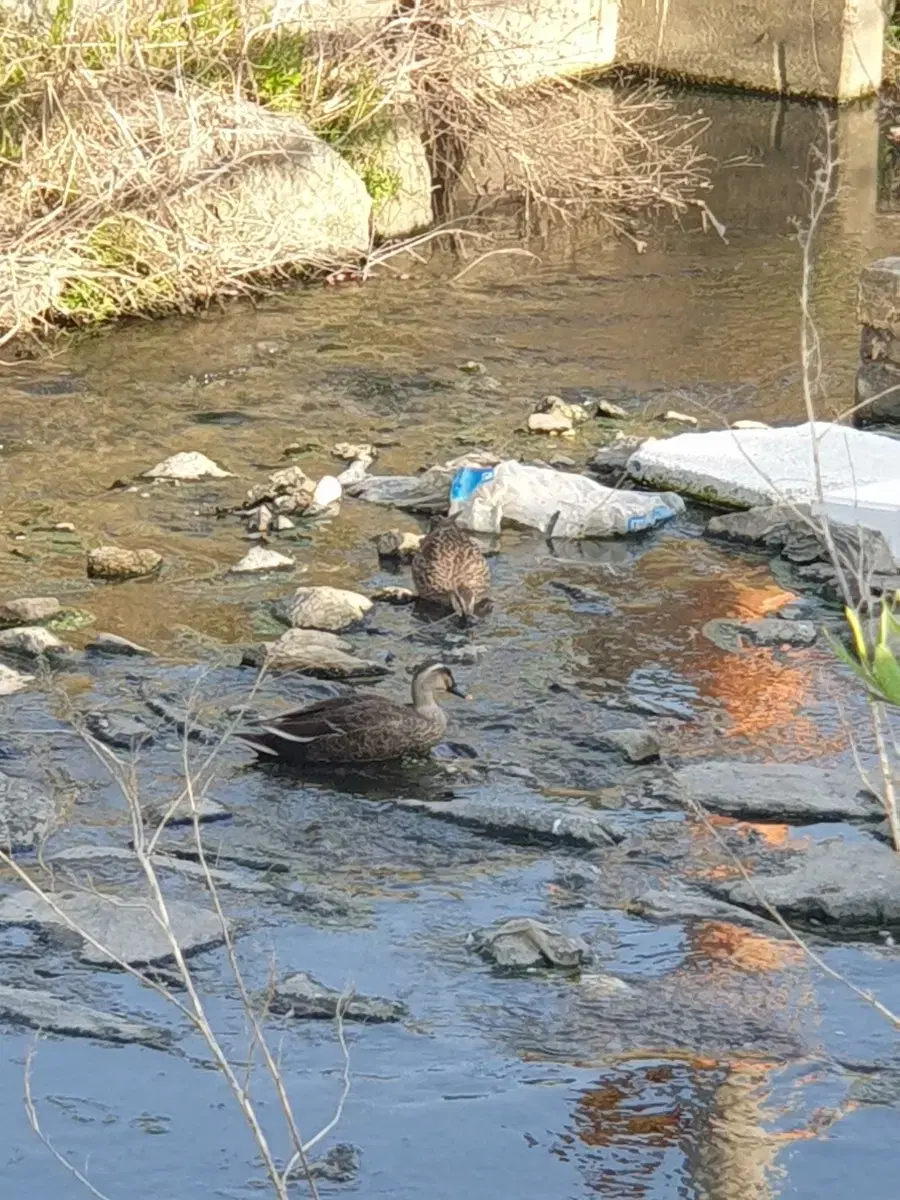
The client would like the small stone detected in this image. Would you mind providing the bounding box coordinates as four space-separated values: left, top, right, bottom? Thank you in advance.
273 514 295 531
534 396 589 424
659 410 699 426
310 475 342 510
0 664 33 694
143 451 231 480
269 971 408 1022
332 442 376 461
732 419 770 430
372 586 416 604
87 546 162 580
597 398 628 419
230 546 296 574
85 712 155 750
458 360 486 375
594 727 661 763
247 504 273 534
244 629 387 678
529 411 574 434
372 530 424 560
87 632 154 657
549 454 576 468
54 522 76 532
0 626 67 657
275 586 373 632
0 597 61 627
255 339 286 357
335 456 374 487
467 917 592 969
702 617 818 653
244 466 314 509
142 795 230 827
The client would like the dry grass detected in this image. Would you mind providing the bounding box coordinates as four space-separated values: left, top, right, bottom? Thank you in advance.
0 0 712 348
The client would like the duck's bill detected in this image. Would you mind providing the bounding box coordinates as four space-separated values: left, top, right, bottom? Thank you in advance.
449 683 471 699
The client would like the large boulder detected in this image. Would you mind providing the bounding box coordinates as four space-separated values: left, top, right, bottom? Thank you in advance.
0 70 371 339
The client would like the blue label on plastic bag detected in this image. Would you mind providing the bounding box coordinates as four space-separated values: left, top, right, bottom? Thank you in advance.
450 465 495 503
626 504 677 534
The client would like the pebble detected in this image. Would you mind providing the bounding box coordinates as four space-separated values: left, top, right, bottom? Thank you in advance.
0 596 60 627
659 410 699 426
372 530 424 560
529 411 574 434
597 398 628 419
458 360 486 375
332 442 376 461
372 586 416 604
731 419 770 430
87 632 154 657
87 546 163 580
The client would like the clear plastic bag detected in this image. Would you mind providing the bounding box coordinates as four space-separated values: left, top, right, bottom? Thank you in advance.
448 461 684 538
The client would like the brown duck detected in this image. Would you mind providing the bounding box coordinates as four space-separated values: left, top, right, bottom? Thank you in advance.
236 662 467 764
411 516 491 619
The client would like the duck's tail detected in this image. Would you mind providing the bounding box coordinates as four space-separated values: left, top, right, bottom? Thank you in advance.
450 586 476 623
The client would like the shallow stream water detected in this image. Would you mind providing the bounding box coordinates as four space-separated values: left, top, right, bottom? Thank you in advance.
1 89 900 1199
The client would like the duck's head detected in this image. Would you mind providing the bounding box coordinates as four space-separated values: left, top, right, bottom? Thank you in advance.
411 661 469 703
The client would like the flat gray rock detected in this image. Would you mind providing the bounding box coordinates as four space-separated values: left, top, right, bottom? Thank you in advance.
673 762 882 823
0 626 67 657
85 711 155 750
468 917 591 968
702 617 818 652
592 727 661 763
393 795 624 848
142 795 230 827
0 773 57 852
0 984 172 1048
0 888 226 967
48 844 274 896
624 884 778 931
709 839 900 928
87 632 154 657
270 971 408 1022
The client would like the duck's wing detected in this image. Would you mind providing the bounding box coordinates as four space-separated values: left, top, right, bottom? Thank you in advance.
238 695 404 759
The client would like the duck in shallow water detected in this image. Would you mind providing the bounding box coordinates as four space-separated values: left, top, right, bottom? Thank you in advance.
411 515 491 620
236 662 468 764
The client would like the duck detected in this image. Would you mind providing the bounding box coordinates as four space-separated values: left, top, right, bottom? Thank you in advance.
411 515 491 619
236 662 468 764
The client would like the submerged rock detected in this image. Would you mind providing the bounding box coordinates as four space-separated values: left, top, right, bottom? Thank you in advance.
0 888 226 967
0 596 60 627
85 711 155 751
230 546 296 574
673 761 882 823
592 727 661 763
587 437 644 485
0 625 68 657
87 632 154 657
270 971 408 1022
144 451 232 480
708 838 900 929
87 546 163 580
142 795 230 827
275 585 373 631
243 628 387 678
468 917 592 969
0 772 57 852
393 795 624 848
702 617 818 652
304 1144 360 1184
0 984 173 1049
0 664 33 694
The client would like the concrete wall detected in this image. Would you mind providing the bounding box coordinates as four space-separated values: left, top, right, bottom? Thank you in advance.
0 0 886 99
615 0 885 100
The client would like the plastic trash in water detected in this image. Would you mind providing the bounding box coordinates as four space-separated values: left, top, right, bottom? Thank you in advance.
448 460 684 539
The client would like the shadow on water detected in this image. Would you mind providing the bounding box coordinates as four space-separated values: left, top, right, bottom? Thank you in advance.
2 87 900 1200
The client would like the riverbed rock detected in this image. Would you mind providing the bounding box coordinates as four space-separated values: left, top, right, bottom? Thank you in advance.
702 617 819 652
533 396 589 425
392 794 624 848
372 586 416 604
243 628 387 678
275 586 372 631
0 773 58 852
142 795 230 827
230 546 296 574
144 451 232 481
591 727 661 763
0 888 226 967
659 410 699 426
0 664 33 694
0 625 68 657
333 442 376 462
87 546 163 580
529 410 574 434
0 596 61 626
673 761 882 823
372 529 424 560
269 971 408 1022
244 465 315 510
87 632 154 657
708 838 900 929
85 711 155 751
587 436 645 485
467 917 592 969
0 984 173 1049
309 475 342 511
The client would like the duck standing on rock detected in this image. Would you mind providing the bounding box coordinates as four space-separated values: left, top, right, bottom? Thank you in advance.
236 662 468 765
411 515 491 620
